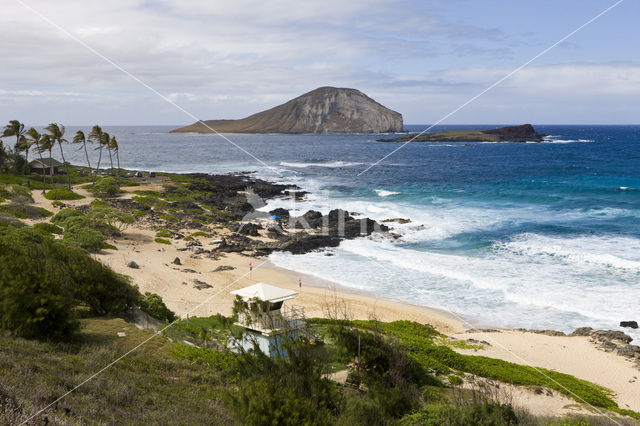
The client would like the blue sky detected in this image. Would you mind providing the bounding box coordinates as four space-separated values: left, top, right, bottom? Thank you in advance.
0 0 638 125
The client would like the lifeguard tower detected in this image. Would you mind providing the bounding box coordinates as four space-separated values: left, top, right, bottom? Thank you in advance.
228 283 305 357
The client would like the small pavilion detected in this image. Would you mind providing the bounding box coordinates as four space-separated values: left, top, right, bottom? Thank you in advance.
228 283 305 357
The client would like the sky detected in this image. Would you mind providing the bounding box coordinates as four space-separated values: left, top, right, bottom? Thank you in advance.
0 0 638 126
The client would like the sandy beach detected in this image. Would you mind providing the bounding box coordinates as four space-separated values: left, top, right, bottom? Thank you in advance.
29 180 640 419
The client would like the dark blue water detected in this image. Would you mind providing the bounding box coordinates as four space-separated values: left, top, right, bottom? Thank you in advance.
59 124 640 338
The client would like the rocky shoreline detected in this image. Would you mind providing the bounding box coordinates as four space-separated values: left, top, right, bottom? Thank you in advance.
106 172 391 257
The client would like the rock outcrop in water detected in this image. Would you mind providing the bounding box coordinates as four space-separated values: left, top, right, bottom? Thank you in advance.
171 87 403 134
378 124 544 143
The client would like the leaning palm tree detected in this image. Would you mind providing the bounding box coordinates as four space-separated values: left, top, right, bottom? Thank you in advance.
26 128 46 193
100 132 110 177
39 134 55 187
2 120 28 174
106 133 114 175
109 136 121 184
72 130 92 177
16 135 31 175
45 123 71 190
88 125 103 185
2 120 26 151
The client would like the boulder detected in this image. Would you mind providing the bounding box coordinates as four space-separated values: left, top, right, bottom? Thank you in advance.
127 261 139 269
172 257 182 265
620 321 639 329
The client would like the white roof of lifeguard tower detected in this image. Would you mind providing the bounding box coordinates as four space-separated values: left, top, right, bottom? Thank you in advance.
230 283 298 303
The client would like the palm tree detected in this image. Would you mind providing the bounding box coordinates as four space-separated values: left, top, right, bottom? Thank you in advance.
45 123 71 190
27 128 47 193
100 132 110 178
2 120 26 151
40 134 55 187
106 133 114 174
88 125 103 185
2 120 28 174
109 136 121 184
72 130 92 177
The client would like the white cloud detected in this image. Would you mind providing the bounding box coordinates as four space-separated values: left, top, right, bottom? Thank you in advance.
0 0 636 125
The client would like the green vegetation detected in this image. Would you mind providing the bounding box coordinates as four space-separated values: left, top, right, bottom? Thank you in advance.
139 292 177 323
133 189 162 197
0 203 52 219
192 230 209 237
33 222 63 235
0 225 140 340
155 229 173 238
308 319 627 414
154 237 171 245
90 176 120 198
43 188 84 200
159 214 178 222
52 206 133 252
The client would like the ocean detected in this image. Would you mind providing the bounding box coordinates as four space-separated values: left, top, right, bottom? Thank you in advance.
58 124 640 341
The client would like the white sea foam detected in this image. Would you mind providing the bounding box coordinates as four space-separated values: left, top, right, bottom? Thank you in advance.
279 161 363 168
374 189 401 197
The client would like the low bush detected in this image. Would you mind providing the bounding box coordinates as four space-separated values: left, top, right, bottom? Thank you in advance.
398 403 519 425
43 188 84 200
33 222 63 235
155 237 171 245
159 215 178 223
51 207 83 224
90 176 119 198
155 230 173 238
139 292 176 323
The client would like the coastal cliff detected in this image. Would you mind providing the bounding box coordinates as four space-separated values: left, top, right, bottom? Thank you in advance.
378 124 544 142
171 87 403 134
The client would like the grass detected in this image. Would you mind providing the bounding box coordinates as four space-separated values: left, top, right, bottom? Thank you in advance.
155 230 173 238
192 231 209 237
0 204 53 219
0 317 232 424
308 319 636 416
43 188 85 200
159 215 178 223
132 190 162 197
154 237 171 245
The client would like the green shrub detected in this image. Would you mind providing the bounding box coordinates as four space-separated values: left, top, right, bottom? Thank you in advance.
133 210 149 218
90 199 109 207
398 403 519 426
139 292 176 322
43 188 84 200
172 345 238 370
63 222 107 252
0 204 52 219
192 231 209 237
159 215 178 223
0 185 11 202
88 206 134 233
154 238 171 245
51 207 83 224
10 184 34 202
90 176 119 198
0 226 141 340
155 230 173 238
133 190 161 197
33 222 63 235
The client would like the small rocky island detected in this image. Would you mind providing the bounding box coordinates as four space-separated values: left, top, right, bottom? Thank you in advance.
378 124 545 143
171 87 403 134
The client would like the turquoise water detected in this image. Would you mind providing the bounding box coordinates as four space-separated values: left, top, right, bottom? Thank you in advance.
59 124 640 339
